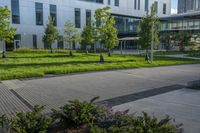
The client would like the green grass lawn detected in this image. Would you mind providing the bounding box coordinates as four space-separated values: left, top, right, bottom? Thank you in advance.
155 50 200 56
0 51 200 80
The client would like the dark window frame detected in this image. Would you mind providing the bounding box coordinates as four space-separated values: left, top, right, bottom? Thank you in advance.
11 0 20 24
35 2 43 26
75 8 81 28
50 4 57 26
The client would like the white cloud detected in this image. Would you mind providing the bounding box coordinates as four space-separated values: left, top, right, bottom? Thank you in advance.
171 8 177 14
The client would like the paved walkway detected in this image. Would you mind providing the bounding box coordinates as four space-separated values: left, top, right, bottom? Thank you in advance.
113 88 200 133
0 64 200 115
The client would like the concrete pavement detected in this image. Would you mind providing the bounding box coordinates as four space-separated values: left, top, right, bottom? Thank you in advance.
113 88 200 133
0 64 199 119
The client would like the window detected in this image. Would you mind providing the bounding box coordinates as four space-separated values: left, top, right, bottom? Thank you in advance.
35 3 43 25
145 0 148 11
154 1 158 13
75 8 81 28
108 0 111 5
115 0 119 6
50 4 57 26
138 0 140 10
86 9 91 25
82 0 103 4
163 3 166 14
33 35 37 49
11 0 20 24
14 34 21 49
134 0 137 9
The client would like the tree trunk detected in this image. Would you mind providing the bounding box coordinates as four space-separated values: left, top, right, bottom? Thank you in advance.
69 43 73 56
145 48 149 61
100 53 104 62
108 48 111 57
94 44 96 53
86 46 88 54
2 41 6 58
69 50 73 56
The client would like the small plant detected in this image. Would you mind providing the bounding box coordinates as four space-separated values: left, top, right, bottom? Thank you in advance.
130 112 183 133
95 109 183 133
90 125 107 133
52 96 104 126
0 115 12 133
0 105 52 133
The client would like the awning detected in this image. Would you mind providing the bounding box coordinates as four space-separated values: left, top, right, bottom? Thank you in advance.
119 37 139 41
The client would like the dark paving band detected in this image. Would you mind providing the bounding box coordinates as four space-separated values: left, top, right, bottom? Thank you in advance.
96 84 185 107
10 89 34 111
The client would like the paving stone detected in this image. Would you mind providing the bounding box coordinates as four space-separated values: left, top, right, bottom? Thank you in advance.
0 84 30 116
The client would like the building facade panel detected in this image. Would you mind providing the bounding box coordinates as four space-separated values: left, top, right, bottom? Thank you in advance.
0 0 171 50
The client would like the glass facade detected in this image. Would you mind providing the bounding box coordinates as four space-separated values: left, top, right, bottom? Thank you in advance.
134 0 137 9
138 0 140 10
178 0 200 13
75 8 81 28
35 2 43 25
82 0 103 4
115 0 119 6
145 0 148 11
50 4 57 26
108 0 110 5
86 9 91 25
33 35 37 49
11 0 20 24
163 3 166 14
113 15 140 34
154 1 158 13
161 19 200 31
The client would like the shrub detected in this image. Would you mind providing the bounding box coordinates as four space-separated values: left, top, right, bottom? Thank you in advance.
0 98 183 133
15 48 76 54
0 105 52 133
95 109 183 133
52 97 104 126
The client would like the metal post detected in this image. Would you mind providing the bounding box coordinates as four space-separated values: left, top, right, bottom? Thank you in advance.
151 23 154 63
120 41 123 55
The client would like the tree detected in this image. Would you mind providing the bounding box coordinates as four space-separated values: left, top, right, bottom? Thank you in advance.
64 20 81 56
174 31 192 51
81 21 96 54
42 17 58 53
95 6 118 62
159 32 175 51
138 3 159 61
0 6 16 58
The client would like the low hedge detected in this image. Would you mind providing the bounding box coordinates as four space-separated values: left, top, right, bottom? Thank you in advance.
0 97 183 133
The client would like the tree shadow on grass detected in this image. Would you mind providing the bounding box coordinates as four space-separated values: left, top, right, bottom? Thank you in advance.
7 53 100 59
0 59 138 69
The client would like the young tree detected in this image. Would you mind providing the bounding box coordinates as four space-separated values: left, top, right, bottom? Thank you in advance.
174 31 192 51
81 21 96 54
42 17 58 53
0 6 16 58
138 3 159 61
159 32 175 51
95 6 118 61
64 20 81 56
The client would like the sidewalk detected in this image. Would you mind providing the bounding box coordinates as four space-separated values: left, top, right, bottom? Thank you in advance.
113 88 200 133
0 64 200 115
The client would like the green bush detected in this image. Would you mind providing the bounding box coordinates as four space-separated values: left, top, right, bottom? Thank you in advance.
52 97 104 126
0 105 52 133
0 98 183 133
95 110 183 133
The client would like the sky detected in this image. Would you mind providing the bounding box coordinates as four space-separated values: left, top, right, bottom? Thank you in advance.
171 0 178 14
